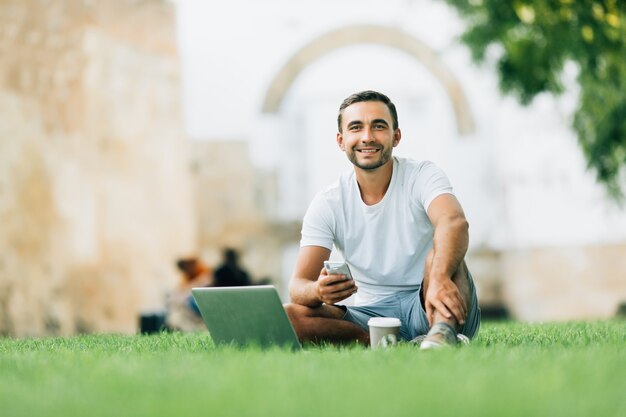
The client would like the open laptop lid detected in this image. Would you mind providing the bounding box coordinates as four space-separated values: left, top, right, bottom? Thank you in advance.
191 285 301 350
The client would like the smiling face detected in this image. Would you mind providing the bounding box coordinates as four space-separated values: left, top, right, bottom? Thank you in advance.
337 100 401 171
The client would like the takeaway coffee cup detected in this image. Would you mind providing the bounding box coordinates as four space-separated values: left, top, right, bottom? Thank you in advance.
368 317 401 349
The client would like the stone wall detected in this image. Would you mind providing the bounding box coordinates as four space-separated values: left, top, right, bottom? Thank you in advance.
500 244 626 321
467 244 626 321
0 0 195 336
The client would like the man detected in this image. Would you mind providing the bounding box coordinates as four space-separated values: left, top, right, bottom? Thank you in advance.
284 90 480 349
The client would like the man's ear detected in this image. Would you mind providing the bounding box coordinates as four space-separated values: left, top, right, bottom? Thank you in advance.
337 132 345 151
393 128 402 147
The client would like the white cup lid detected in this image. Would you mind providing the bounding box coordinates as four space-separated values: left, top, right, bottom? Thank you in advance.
368 317 401 327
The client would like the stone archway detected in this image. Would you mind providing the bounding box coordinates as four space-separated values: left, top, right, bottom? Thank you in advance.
261 24 475 136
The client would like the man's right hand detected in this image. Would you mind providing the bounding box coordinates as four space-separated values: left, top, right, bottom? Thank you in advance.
316 268 357 305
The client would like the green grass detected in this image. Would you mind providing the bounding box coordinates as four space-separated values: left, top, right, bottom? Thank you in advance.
1 321 624 417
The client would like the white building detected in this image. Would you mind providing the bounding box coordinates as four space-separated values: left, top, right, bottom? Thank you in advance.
176 0 626 321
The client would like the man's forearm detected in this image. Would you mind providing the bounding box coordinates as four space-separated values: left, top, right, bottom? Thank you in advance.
429 215 469 280
289 277 323 307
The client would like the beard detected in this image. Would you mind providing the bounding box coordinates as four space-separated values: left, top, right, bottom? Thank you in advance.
347 146 392 171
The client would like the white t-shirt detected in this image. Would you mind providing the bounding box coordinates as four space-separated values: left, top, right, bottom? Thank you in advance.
300 157 454 305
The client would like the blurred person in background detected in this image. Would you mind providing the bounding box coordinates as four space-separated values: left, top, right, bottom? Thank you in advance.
213 248 252 287
165 257 212 331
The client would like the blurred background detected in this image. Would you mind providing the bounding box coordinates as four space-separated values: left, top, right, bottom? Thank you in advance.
1 0 624 337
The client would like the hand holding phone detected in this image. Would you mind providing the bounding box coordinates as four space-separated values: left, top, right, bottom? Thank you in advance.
320 261 357 304
323 261 353 281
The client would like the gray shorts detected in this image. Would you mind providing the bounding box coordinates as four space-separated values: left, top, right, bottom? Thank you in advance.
342 271 481 341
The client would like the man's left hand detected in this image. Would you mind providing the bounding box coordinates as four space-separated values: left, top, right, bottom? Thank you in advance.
424 276 467 327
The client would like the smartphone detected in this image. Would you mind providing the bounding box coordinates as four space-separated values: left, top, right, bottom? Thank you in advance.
323 261 354 280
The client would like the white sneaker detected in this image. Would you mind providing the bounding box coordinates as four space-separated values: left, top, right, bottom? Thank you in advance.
410 323 470 350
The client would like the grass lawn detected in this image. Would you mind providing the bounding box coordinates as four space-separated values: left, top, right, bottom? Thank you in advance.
0 320 624 417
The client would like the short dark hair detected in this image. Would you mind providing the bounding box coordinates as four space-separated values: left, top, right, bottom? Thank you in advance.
337 90 399 133
223 248 239 263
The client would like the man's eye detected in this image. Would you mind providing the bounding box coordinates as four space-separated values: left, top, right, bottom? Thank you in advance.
374 124 386 129
349 125 361 131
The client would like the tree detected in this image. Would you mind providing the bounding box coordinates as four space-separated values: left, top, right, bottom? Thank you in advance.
443 0 626 198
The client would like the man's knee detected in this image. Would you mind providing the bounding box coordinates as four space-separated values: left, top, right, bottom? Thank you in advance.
452 261 471 298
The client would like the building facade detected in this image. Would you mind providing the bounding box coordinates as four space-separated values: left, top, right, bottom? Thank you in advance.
179 0 626 321
0 0 624 336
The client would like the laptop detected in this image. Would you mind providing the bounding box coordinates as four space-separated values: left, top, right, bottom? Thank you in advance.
191 285 301 350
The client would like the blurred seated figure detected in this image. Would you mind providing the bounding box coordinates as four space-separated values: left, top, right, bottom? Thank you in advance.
165 257 212 332
214 248 251 287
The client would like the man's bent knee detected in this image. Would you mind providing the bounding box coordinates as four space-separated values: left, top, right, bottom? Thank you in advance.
451 261 471 301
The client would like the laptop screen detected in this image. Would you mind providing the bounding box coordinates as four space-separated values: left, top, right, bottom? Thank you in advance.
192 285 301 350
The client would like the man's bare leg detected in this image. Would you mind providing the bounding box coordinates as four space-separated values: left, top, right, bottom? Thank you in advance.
423 256 471 330
284 303 369 345
420 251 471 347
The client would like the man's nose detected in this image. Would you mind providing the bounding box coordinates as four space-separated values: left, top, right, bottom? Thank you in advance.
361 126 374 141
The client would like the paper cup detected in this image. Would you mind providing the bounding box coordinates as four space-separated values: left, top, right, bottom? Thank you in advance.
368 317 401 349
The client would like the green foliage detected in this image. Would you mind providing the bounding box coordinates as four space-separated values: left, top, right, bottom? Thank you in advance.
444 0 626 198
0 321 624 417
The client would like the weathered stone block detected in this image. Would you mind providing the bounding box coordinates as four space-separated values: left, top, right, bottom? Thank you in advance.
0 0 194 336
